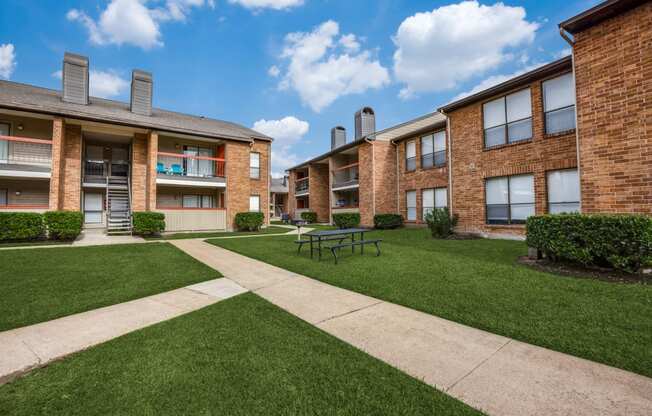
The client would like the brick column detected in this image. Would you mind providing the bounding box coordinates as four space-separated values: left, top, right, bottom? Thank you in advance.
146 132 158 210
308 163 330 223
131 133 148 211
48 118 65 210
61 124 82 211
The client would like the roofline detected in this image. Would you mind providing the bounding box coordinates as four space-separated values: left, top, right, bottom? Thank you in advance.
389 120 447 143
438 56 573 113
287 137 368 171
559 0 644 34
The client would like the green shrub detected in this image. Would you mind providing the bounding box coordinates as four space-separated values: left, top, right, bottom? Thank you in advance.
425 208 458 239
133 212 166 236
332 213 361 229
374 214 404 229
0 212 45 242
526 213 652 273
44 211 83 240
235 212 264 231
300 211 317 223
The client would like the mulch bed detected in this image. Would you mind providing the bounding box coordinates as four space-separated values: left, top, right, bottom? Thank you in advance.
518 256 651 284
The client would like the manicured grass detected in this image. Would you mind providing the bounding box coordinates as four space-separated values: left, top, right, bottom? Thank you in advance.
0 243 219 331
148 226 290 240
0 294 480 416
0 240 73 248
209 228 652 378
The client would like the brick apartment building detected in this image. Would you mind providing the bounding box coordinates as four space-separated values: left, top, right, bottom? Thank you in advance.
287 0 650 238
0 53 271 234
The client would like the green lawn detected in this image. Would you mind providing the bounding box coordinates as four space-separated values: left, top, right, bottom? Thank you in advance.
209 228 652 378
0 293 480 416
0 243 219 331
148 226 290 240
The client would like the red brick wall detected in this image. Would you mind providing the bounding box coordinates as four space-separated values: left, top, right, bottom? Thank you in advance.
449 78 577 237
397 130 449 225
358 142 374 227
61 124 82 211
131 133 148 211
308 163 330 222
252 140 270 226
287 169 297 217
573 3 652 214
373 141 398 216
146 132 158 211
48 118 65 210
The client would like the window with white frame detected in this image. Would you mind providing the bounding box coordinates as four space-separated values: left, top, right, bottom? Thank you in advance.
422 188 447 220
182 194 214 208
485 174 534 224
483 89 532 148
543 73 576 134
250 152 260 179
249 195 260 212
420 131 446 169
547 169 580 213
406 190 416 221
405 141 416 172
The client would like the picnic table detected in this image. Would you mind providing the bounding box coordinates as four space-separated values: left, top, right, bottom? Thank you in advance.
296 228 381 264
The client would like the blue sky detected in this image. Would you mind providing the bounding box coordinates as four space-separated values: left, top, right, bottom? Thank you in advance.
0 0 599 175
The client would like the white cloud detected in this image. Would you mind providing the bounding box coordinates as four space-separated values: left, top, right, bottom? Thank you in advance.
393 1 539 98
53 69 129 98
554 47 572 59
0 44 16 79
252 116 309 175
228 0 304 11
451 62 544 101
275 20 390 112
268 65 280 77
339 34 360 53
67 0 212 50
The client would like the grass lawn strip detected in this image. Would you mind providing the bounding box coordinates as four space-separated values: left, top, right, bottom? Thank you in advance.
209 228 652 378
0 242 219 331
0 293 481 416
149 226 291 240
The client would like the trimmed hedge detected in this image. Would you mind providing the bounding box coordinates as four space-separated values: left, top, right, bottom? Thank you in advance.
332 213 360 229
374 214 403 229
44 211 83 240
0 212 45 242
425 208 458 239
235 212 264 231
133 212 166 236
526 213 652 273
300 211 317 224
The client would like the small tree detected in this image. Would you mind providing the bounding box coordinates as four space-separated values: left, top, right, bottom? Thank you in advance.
424 208 458 239
300 211 317 223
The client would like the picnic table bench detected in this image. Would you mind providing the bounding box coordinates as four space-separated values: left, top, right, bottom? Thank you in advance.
296 228 382 264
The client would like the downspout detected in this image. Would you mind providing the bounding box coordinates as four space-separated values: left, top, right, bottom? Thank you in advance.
392 139 399 216
440 109 454 219
560 27 582 212
364 136 376 220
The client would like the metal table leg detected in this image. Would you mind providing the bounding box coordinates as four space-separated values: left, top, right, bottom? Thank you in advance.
309 235 314 259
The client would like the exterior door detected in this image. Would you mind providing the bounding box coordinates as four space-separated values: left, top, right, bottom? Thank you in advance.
84 193 104 224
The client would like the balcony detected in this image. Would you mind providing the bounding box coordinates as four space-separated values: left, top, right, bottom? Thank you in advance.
295 177 309 195
0 135 52 179
332 163 359 190
156 152 226 188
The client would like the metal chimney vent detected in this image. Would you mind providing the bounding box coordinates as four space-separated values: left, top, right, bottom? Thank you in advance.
355 107 375 139
62 52 89 105
130 70 153 116
331 126 346 149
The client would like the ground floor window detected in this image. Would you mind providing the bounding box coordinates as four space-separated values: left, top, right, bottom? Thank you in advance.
422 188 447 220
182 194 215 208
547 169 580 213
0 188 7 206
249 195 260 212
406 190 416 221
485 174 534 224
84 192 104 224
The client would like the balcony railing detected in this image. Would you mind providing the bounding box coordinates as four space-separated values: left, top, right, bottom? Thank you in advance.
332 163 359 188
295 177 309 194
157 152 225 178
0 135 52 168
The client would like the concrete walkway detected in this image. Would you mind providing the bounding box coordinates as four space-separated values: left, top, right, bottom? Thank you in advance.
171 239 652 416
0 278 247 385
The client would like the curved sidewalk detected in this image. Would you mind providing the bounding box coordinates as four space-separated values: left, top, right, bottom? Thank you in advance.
172 239 652 416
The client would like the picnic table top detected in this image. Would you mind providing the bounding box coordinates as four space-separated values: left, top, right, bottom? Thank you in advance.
305 228 369 237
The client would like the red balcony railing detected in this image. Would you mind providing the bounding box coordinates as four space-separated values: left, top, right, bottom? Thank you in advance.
332 162 359 188
295 177 309 194
157 152 225 178
0 135 52 167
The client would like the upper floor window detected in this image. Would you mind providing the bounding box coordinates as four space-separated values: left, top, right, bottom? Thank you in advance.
547 169 580 213
406 190 416 221
250 152 260 179
422 188 447 220
249 195 260 212
543 73 576 134
483 89 532 148
405 141 416 172
421 131 446 169
485 174 534 224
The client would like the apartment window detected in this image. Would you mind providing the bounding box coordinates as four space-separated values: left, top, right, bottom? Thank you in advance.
543 73 576 134
0 188 7 206
250 152 261 179
422 188 447 220
184 146 214 177
249 195 260 212
406 191 417 221
182 195 215 208
547 169 580 213
0 123 9 163
405 141 416 172
485 174 534 224
421 131 446 169
483 89 532 148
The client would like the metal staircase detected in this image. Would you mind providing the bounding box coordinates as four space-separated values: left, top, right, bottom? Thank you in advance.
106 176 132 235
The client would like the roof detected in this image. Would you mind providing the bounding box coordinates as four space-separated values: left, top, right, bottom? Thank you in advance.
438 56 573 113
559 0 646 34
271 177 289 193
0 80 272 142
286 111 447 171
